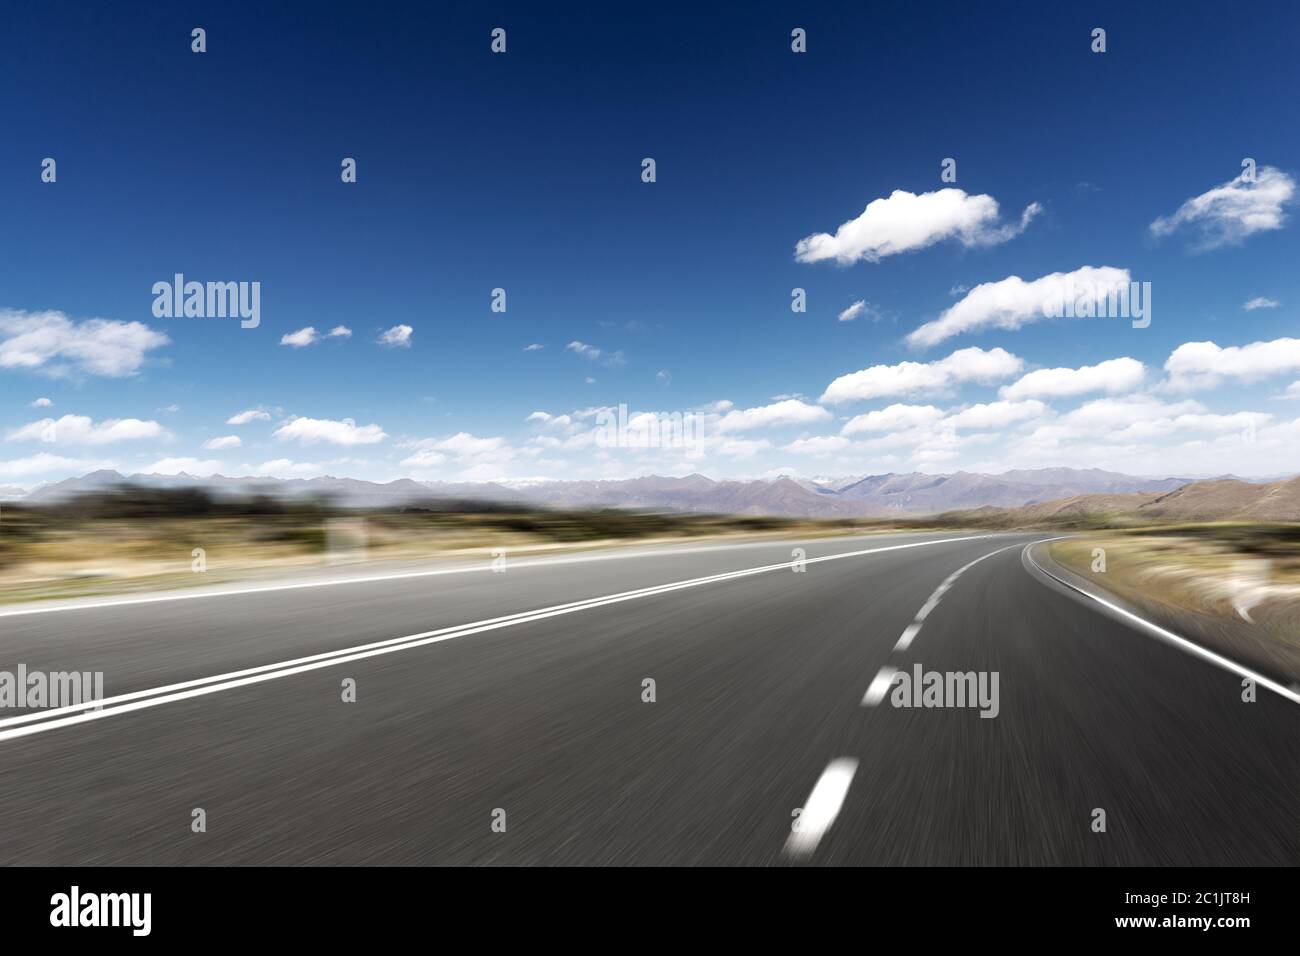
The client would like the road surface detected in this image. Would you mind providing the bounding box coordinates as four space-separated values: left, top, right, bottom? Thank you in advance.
0 531 1295 865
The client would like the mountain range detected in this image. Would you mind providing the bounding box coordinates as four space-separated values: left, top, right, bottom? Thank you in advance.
1 467 1235 518
989 475 1300 524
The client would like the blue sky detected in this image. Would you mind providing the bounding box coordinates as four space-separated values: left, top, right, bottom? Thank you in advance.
2 0 1298 486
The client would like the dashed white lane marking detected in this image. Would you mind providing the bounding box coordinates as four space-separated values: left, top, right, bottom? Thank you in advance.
893 622 923 653
861 666 899 707
784 758 859 859
0 534 1004 743
891 541 1031 652
0 532 940 620
1023 542 1300 706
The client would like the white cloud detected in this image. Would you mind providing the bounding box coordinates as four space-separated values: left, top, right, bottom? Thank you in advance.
782 435 851 455
945 399 1046 430
820 346 1023 404
1244 297 1280 311
840 404 1035 462
253 458 329 477
430 432 509 458
1047 407 1271 446
794 188 1040 265
401 432 515 469
378 325 413 348
401 449 446 468
715 399 832 432
989 404 1300 477
30 397 52 408
826 400 1045 468
1164 337 1300 391
906 266 1131 348
999 357 1146 400
526 411 574 430
227 408 271 425
203 435 242 450
144 457 222 475
7 414 167 445
1149 165 1295 251
1053 395 1205 432
327 325 352 338
841 404 945 435
1126 411 1269 440
567 341 602 360
912 447 960 464
694 435 770 458
280 327 319 348
1017 395 1223 449
0 309 169 378
837 300 866 322
0 453 115 479
524 343 544 351
272 416 387 446
1281 381 1300 400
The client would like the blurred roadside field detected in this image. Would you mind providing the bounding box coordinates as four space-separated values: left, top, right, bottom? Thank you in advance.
0 485 895 606
1049 527 1300 683
4 485 1298 683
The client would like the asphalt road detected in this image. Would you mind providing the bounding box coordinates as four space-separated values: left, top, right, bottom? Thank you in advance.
0 531 1295 865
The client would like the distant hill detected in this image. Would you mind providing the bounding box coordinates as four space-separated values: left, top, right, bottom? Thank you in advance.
825 468 1185 514
961 476 1300 526
1139 476 1300 522
6 466 1245 518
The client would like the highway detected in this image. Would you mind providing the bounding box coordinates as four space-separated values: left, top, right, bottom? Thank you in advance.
0 531 1294 865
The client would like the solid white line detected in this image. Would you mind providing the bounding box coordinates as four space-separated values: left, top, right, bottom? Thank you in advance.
1023 542 1300 706
0 534 1002 743
0 533 912 620
890 541 1029 653
861 666 899 706
784 758 859 859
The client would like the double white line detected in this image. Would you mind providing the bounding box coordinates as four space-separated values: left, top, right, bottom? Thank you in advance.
0 534 999 743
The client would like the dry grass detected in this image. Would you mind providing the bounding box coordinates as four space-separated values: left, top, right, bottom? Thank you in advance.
1048 524 1300 681
0 494 902 605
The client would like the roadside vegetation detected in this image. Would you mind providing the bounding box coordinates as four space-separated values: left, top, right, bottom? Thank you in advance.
0 486 885 605
1048 526 1300 682
4 485 1299 669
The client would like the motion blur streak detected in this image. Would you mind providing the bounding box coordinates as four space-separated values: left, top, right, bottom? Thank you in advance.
0 532 1294 865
